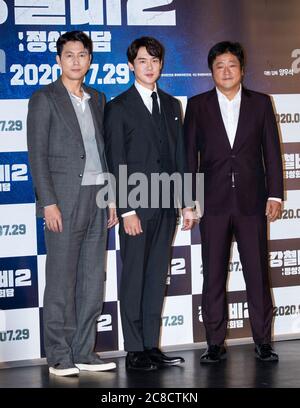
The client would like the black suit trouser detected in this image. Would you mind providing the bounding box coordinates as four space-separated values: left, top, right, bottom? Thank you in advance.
119 210 177 351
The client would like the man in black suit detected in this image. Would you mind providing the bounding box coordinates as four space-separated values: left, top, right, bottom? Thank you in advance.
184 41 283 363
104 37 194 371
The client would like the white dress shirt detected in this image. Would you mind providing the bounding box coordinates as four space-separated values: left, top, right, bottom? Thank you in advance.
69 88 91 112
122 81 161 218
134 80 161 114
215 85 281 203
216 85 241 148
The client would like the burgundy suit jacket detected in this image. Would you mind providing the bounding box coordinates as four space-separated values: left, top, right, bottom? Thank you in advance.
184 87 284 216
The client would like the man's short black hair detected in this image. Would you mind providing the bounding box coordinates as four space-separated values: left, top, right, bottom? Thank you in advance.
56 31 93 57
127 36 164 64
207 41 245 71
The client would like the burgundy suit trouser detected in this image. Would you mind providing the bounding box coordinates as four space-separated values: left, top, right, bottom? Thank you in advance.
200 205 273 346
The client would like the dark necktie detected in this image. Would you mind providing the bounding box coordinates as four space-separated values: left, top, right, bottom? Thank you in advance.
151 91 160 123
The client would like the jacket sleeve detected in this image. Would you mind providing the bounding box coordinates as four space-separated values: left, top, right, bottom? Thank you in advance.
262 95 284 200
104 100 134 215
27 91 58 208
174 99 193 208
184 98 200 203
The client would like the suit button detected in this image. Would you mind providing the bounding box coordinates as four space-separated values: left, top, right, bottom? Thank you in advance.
231 154 236 158
159 140 162 143
80 154 85 159
157 159 160 164
79 173 83 178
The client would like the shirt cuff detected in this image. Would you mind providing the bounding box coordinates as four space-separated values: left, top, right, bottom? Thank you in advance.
268 197 282 203
121 210 136 218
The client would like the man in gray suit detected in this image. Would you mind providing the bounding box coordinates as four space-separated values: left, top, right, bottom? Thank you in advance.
27 31 118 377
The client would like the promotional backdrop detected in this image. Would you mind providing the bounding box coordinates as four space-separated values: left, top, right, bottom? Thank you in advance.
0 0 300 363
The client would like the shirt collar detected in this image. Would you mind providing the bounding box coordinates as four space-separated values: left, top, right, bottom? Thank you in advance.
69 88 91 103
134 80 158 98
216 84 242 103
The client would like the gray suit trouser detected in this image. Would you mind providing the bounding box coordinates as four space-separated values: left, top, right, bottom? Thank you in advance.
43 185 107 367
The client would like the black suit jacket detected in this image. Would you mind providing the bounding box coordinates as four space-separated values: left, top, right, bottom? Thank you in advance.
184 87 284 216
104 85 188 220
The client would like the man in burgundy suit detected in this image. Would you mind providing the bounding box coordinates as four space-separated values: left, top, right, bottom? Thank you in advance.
184 41 283 363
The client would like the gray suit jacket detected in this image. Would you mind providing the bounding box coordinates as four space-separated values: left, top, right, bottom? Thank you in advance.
27 77 107 218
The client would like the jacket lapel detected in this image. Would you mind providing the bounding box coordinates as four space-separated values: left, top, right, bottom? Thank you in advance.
85 88 105 155
158 89 176 157
208 89 232 151
51 77 84 148
126 85 160 153
232 87 251 152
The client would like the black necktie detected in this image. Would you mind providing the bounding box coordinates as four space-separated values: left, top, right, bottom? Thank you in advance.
151 91 160 123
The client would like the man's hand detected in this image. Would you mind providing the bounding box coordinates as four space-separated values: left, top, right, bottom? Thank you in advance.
181 208 197 231
265 200 281 222
123 214 143 236
107 207 119 228
44 204 63 232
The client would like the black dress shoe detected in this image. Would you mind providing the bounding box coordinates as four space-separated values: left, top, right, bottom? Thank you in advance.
255 343 279 361
126 351 157 371
145 348 185 367
200 345 227 364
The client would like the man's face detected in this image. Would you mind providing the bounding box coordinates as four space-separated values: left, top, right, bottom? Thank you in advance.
128 46 162 90
56 41 91 82
212 52 243 94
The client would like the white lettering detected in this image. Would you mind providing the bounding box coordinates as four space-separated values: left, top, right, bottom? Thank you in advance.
0 0 8 24
171 258 186 275
291 49 300 74
15 0 65 25
127 0 176 26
